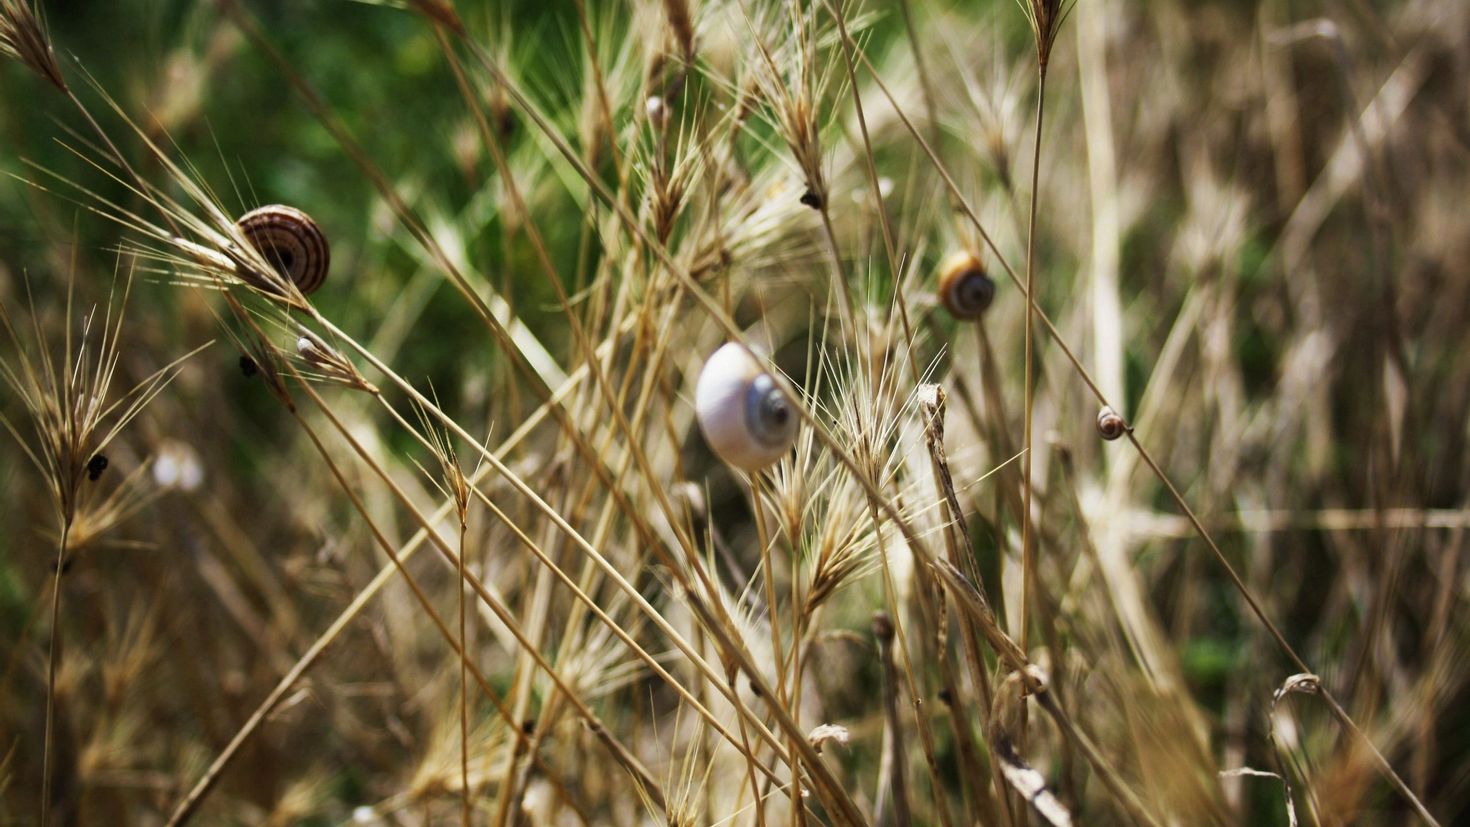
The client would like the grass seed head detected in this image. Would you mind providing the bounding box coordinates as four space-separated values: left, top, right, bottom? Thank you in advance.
0 0 65 90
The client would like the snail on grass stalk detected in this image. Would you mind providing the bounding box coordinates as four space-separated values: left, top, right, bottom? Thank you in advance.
235 205 330 296
695 343 799 471
1096 406 1129 441
937 250 995 320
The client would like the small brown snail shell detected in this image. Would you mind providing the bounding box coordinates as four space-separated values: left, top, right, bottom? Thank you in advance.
236 205 330 295
938 250 995 319
1096 406 1128 441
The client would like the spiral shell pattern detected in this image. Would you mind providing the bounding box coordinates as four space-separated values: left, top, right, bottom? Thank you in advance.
1096 406 1127 441
695 343 799 471
236 205 330 295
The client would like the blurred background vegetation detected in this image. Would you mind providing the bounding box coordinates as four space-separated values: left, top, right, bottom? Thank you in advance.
2 0 1470 824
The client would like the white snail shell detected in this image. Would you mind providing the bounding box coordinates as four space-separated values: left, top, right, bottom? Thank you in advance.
1096 406 1128 441
695 343 799 471
152 439 204 492
236 205 330 295
645 95 668 129
938 250 995 319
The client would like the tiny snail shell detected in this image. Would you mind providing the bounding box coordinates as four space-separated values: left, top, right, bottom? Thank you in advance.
938 250 995 319
645 95 668 129
695 342 799 471
152 439 204 493
1096 406 1128 441
236 205 330 295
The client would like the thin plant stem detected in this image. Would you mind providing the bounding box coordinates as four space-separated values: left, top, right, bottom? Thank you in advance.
1021 68 1048 655
39 518 69 827
814 25 1440 820
458 517 471 827
749 474 804 826
308 311 863 821
367 396 800 802
292 377 672 812
824 0 914 383
162 361 585 825
731 674 771 827
1126 432 1441 827
873 612 912 827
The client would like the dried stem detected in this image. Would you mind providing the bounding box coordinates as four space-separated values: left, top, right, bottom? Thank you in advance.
39 518 69 827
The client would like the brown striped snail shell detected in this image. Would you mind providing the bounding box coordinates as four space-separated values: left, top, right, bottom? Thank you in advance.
938 250 995 319
1096 406 1128 440
236 205 330 295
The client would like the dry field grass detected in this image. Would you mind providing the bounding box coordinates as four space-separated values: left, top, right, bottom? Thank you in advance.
1 0 1468 824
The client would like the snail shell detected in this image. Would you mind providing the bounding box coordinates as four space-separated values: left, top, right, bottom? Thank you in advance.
938 250 995 319
1096 406 1127 441
695 343 799 471
645 95 669 129
236 205 330 295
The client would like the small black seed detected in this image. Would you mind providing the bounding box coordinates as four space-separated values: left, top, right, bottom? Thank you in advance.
522 719 536 735
938 688 954 705
799 189 823 209
87 453 108 481
239 354 258 378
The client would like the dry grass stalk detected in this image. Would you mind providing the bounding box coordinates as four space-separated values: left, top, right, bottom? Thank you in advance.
0 268 199 826
2 1 1465 824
